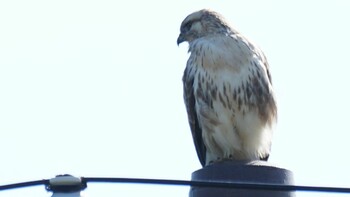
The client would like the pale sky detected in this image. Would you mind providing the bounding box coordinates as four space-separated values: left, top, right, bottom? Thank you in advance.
1 1 350 197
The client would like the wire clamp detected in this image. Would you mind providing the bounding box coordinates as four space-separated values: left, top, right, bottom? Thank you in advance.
46 174 87 193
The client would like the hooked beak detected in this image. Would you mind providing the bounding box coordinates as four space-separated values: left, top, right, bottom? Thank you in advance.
177 33 185 46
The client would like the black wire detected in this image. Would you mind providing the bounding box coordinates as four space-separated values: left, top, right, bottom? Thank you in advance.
0 179 48 191
83 177 350 193
1 177 350 194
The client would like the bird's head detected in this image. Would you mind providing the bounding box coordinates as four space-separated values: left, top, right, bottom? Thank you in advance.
177 9 233 45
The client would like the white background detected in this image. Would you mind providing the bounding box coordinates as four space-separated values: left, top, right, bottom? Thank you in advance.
1 1 350 196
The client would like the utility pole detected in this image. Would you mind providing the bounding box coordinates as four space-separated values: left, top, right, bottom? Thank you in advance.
189 160 295 197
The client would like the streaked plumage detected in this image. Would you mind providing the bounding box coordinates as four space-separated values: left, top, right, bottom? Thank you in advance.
177 9 277 166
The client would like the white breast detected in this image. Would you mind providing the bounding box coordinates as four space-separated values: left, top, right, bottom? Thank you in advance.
189 35 275 164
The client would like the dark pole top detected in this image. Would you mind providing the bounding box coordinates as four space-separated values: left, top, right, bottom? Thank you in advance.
190 160 295 197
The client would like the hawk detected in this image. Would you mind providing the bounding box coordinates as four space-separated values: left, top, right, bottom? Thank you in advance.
177 9 277 167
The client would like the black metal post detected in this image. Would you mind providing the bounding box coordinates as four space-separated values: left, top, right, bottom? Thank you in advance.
190 160 295 197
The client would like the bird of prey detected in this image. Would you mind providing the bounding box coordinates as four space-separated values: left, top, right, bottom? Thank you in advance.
177 9 277 167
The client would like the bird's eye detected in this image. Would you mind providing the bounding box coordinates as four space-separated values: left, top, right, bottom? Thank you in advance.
183 22 192 32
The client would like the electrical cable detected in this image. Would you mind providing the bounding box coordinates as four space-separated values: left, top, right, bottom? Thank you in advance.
0 180 48 191
82 177 350 193
1 177 350 194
